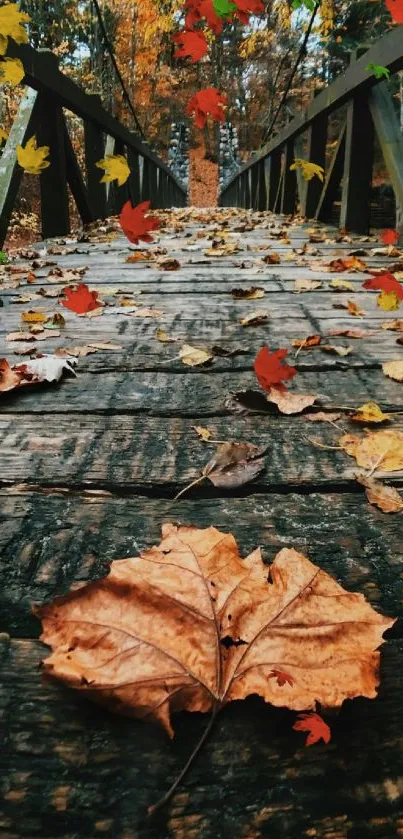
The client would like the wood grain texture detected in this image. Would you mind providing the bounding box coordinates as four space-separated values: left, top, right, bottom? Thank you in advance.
1 208 402 839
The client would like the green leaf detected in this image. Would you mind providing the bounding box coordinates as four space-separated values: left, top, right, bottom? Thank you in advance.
365 63 390 80
213 0 237 18
0 250 8 264
292 0 316 11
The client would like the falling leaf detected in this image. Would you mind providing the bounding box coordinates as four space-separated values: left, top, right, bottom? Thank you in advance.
36 523 394 746
290 158 324 182
95 154 131 186
356 476 403 513
231 286 265 299
340 430 403 472
351 402 391 424
239 311 269 327
179 343 214 366
120 200 161 245
384 0 403 23
185 0 225 34
16 135 50 174
293 713 331 747
173 30 208 62
329 279 354 292
268 670 294 688
192 425 213 441
293 279 322 292
0 56 25 85
0 3 29 51
254 346 297 393
186 87 227 129
362 272 403 310
61 284 102 315
380 229 399 245
266 388 316 415
321 344 352 357
156 329 176 343
382 360 403 382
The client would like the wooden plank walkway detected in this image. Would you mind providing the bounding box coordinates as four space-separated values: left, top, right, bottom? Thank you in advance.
1 207 403 839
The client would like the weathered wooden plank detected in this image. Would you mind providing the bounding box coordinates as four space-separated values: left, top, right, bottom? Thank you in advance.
1 367 402 414
0 633 402 837
1 411 402 488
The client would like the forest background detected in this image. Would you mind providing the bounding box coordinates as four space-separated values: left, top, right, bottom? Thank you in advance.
0 0 398 237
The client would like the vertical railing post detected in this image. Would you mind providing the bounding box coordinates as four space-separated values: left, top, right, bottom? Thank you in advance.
84 97 107 220
281 140 297 215
301 93 328 218
127 147 141 206
267 151 281 211
141 157 151 201
340 94 374 232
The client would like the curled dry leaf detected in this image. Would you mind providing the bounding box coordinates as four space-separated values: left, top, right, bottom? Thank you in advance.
202 441 267 488
333 300 365 317
340 430 403 472
0 359 22 392
292 335 321 350
266 387 317 415
36 523 394 741
381 320 403 331
329 257 367 272
192 425 213 441
179 344 213 366
262 253 280 265
156 329 177 343
293 279 322 293
156 257 181 271
231 287 265 299
304 412 343 423
239 312 269 327
356 475 403 513
321 345 352 357
382 360 403 382
328 328 372 339
350 402 391 424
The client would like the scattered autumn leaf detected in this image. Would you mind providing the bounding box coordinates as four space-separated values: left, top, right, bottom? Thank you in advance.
186 87 227 128
96 154 131 186
266 388 316 415
179 343 213 366
61 284 102 315
173 30 208 62
254 346 297 393
293 279 322 293
382 360 403 382
293 713 331 747
262 253 280 265
350 402 391 424
356 476 403 513
292 335 321 350
329 279 354 292
321 345 352 357
239 311 269 327
120 201 161 245
231 286 265 299
156 329 177 343
381 320 403 331
328 328 371 339
16 135 50 174
340 430 403 472
192 425 213 441
381 229 399 246
329 257 367 273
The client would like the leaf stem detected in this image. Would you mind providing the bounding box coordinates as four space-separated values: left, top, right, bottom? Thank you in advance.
148 706 219 816
172 474 207 502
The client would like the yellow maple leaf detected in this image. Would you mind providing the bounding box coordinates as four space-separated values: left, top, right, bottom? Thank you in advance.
96 154 131 186
0 126 8 143
0 56 24 85
290 158 324 182
351 402 391 424
0 3 29 50
16 135 51 175
377 290 400 311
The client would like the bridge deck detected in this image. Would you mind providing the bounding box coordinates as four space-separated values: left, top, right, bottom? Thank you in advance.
1 207 402 839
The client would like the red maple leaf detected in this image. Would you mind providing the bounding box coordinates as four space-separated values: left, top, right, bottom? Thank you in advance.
293 712 331 747
119 200 161 245
268 669 294 687
61 283 102 315
233 0 265 22
184 0 224 33
186 87 227 129
381 228 399 245
254 346 297 393
173 30 208 62
384 0 403 22
362 272 403 300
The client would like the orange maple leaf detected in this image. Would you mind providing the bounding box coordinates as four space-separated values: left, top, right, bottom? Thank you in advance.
119 200 161 245
384 0 403 23
293 712 331 746
362 272 403 301
380 228 399 245
269 669 295 687
186 87 227 129
61 283 102 315
254 346 297 393
173 30 208 62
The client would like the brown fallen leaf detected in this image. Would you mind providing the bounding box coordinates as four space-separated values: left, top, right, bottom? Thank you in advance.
231 287 265 299
328 328 372 339
304 412 343 424
0 359 22 392
382 360 403 382
266 388 317 415
175 442 267 500
156 329 177 343
179 344 213 366
293 279 322 293
321 345 352 357
130 307 164 319
262 253 280 265
156 257 181 271
204 243 240 256
356 475 403 513
126 251 152 263
333 300 365 317
36 523 394 809
329 257 367 272
292 335 321 350
340 430 403 472
381 320 403 331
239 312 269 327
350 402 391 424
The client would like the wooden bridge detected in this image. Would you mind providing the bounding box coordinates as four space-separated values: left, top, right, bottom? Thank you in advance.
1 28 403 839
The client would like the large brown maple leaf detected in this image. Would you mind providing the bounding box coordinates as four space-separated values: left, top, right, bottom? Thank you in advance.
36 524 393 739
